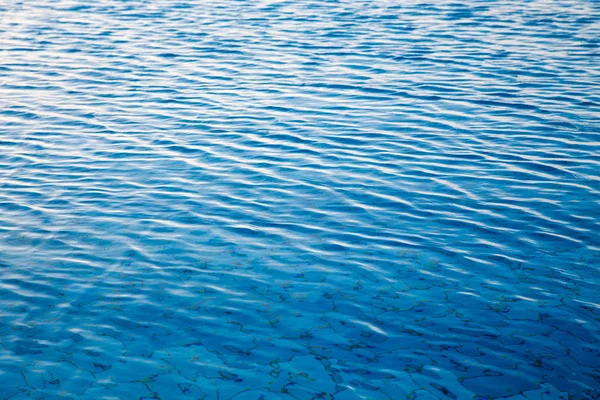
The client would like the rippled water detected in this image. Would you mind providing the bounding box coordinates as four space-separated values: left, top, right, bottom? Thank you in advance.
1 0 599 399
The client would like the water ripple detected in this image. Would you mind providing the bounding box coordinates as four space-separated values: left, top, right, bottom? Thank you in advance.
1 0 599 399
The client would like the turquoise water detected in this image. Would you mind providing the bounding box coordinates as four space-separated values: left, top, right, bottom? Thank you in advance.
1 0 599 399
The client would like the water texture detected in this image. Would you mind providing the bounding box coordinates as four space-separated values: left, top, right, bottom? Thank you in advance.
1 0 599 399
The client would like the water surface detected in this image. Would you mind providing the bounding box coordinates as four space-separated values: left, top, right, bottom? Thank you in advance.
1 0 599 399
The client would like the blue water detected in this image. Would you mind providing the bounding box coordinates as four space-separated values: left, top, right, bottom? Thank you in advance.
1 1 599 399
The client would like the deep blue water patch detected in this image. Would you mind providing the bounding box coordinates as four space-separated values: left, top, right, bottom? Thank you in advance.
1 0 599 399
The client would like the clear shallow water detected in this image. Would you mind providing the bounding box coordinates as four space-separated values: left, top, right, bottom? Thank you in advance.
1 0 599 399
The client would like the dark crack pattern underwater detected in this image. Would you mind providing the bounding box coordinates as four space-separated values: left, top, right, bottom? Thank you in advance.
1 0 600 399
